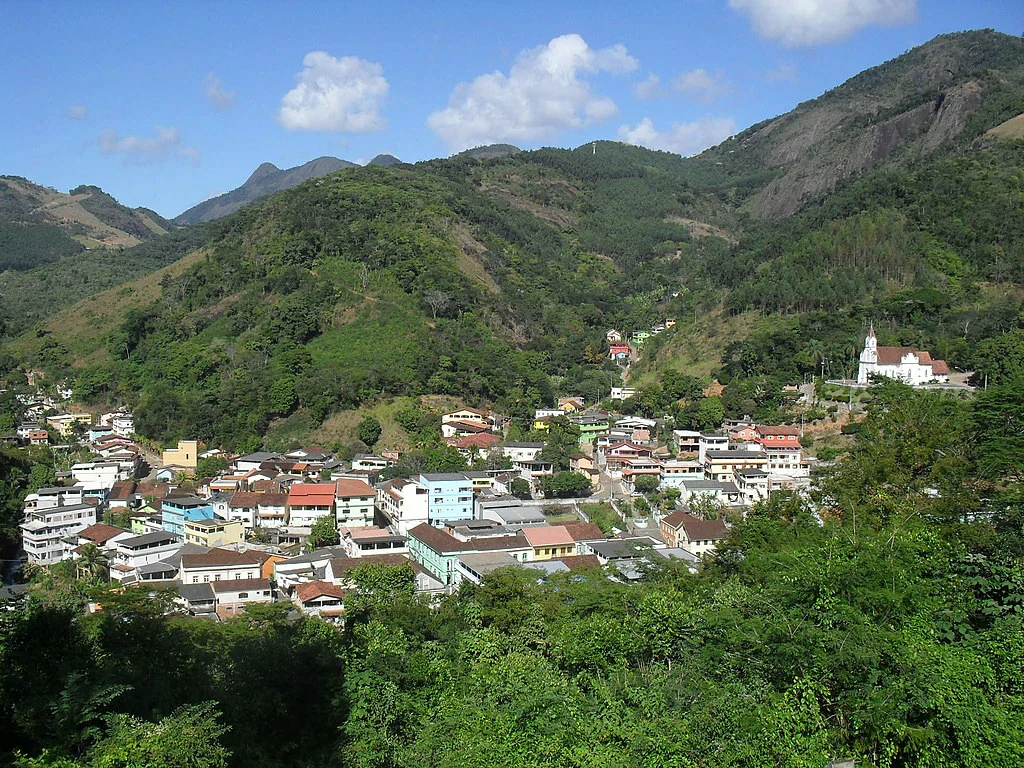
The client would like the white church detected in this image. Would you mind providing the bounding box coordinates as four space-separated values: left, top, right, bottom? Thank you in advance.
857 326 949 385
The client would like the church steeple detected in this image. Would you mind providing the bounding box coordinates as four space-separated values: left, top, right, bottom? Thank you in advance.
861 324 877 363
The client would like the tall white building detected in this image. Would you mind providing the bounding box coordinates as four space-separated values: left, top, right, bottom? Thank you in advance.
857 326 949 386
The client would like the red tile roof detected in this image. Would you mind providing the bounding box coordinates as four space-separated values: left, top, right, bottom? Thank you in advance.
211 578 271 593
287 483 335 507
932 360 949 375
562 522 605 542
446 420 491 434
335 478 375 497
77 523 129 545
875 346 917 365
524 526 574 547
408 523 468 553
453 433 501 449
181 548 264 569
666 511 728 542
295 580 346 603
756 425 799 436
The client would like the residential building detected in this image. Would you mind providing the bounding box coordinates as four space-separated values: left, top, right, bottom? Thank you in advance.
233 451 281 473
109 531 181 580
661 459 703 488
211 578 273 617
441 420 492 439
659 510 728 557
603 441 652 476
161 496 215 537
407 524 530 587
679 479 743 507
287 483 336 527
697 433 729 464
351 454 395 472
419 473 474 526
161 440 199 472
735 468 770 504
294 580 346 620
704 450 770 484
610 386 636 400
441 408 492 427
335 478 376 528
180 548 263 585
501 442 545 462
184 517 245 548
21 502 98 565
523 526 575 561
70 461 122 492
340 527 407 557
377 478 429 536
111 413 135 436
622 457 664 492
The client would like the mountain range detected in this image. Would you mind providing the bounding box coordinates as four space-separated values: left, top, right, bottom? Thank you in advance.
174 153 407 225
1 29 1021 450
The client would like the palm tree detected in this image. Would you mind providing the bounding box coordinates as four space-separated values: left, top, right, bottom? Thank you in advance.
76 543 109 581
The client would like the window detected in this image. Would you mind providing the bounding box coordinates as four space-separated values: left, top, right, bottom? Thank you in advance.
214 574 221 581
235 572 242 579
203 575 209 583
238 592 249 599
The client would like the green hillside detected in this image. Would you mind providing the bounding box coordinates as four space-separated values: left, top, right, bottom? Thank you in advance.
4 29 1023 449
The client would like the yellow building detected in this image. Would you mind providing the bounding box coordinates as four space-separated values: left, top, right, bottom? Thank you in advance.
184 517 244 548
162 439 199 471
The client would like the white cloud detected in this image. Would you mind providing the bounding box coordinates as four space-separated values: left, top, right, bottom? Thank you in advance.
729 0 916 46
633 73 664 100
763 62 799 82
98 126 200 164
67 104 88 119
427 34 638 151
673 69 729 104
618 116 736 156
278 52 388 133
205 73 236 110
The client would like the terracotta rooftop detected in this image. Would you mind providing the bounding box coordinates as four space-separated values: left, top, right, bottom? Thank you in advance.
295 580 346 603
181 547 264 569
210 578 271 593
663 511 728 542
77 523 129 545
335 478 375 497
523 525 574 547
562 522 605 542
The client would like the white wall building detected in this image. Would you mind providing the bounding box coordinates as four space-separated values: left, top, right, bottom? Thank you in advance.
21 503 98 565
857 326 950 385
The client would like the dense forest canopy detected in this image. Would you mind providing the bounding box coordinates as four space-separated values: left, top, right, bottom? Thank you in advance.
2 381 1024 766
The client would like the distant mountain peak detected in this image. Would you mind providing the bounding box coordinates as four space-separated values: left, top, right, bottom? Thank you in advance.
245 162 280 185
175 156 357 225
369 154 402 166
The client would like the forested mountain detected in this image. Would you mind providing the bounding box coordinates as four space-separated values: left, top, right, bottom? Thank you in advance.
173 156 358 224
0 176 169 272
3 29 1023 451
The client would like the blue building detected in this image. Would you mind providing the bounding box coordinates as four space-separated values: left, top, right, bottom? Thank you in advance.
161 496 215 538
418 473 474 526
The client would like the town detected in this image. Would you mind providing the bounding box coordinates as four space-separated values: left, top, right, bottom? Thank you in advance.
4 322 965 622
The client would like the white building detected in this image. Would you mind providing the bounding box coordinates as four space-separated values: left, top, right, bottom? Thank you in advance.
21 503 98 565
70 461 123 492
108 531 182 581
857 326 950 385
501 443 545 462
377 479 430 535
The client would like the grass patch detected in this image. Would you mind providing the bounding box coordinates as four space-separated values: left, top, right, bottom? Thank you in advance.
580 502 622 535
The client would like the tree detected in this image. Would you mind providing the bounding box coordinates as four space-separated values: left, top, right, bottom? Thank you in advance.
307 515 339 549
510 478 532 498
689 493 726 520
540 471 591 498
357 415 382 449
76 543 108 581
88 702 231 768
195 455 228 480
633 475 660 495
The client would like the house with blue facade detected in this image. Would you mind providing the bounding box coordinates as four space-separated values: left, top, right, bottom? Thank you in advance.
417 473 474 526
161 496 215 537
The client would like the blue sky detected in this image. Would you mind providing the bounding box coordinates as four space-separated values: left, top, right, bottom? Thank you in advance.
2 0 1018 217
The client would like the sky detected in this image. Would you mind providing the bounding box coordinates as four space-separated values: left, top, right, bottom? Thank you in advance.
2 0 1019 218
